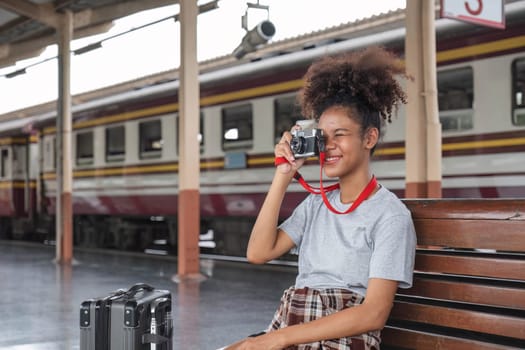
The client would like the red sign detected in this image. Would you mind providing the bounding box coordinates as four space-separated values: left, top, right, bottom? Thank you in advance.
440 0 505 29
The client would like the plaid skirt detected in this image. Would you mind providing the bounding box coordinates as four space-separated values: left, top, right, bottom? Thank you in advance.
266 286 381 350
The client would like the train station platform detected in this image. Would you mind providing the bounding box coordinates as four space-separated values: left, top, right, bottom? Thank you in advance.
0 240 297 350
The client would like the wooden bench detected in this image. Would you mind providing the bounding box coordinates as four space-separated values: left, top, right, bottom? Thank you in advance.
382 199 525 350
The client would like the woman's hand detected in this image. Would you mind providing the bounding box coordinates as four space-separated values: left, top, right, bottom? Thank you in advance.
223 332 285 350
275 130 305 175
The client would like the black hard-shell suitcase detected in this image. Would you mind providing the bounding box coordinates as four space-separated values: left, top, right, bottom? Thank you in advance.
80 283 172 350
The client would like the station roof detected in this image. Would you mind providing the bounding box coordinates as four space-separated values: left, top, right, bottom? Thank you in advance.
1 0 524 127
0 0 178 69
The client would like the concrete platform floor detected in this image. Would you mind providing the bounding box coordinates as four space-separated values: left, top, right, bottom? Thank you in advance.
0 241 297 350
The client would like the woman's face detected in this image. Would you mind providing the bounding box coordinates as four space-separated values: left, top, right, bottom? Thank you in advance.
318 106 377 180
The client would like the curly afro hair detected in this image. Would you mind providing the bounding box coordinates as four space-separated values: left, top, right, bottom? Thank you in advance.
298 46 408 141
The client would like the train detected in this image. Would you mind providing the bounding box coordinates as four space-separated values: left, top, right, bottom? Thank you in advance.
1 2 524 257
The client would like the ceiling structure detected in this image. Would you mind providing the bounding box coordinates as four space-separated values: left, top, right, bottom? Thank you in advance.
3 0 525 71
0 0 179 69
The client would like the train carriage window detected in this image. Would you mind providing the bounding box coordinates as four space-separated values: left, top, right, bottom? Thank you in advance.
106 125 125 162
512 58 525 126
438 67 474 132
222 104 253 150
139 119 162 159
274 96 304 143
0 148 8 178
76 131 94 165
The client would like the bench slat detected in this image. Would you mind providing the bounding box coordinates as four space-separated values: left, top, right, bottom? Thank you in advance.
414 219 525 251
382 326 522 350
414 252 525 280
389 302 525 340
404 199 525 221
398 277 525 311
399 277 525 310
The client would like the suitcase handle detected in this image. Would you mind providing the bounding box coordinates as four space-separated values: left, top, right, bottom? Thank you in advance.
126 283 155 297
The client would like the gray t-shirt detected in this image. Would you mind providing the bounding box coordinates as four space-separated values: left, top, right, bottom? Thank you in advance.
279 185 416 297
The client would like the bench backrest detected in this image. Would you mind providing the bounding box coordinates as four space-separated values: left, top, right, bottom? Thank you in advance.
382 199 525 350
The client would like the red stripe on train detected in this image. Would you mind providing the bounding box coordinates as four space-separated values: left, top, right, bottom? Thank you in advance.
41 185 525 217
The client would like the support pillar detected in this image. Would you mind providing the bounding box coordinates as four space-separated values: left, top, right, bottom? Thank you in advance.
422 0 442 198
177 0 201 278
55 10 73 264
404 0 442 198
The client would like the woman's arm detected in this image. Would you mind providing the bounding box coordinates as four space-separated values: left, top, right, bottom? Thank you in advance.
246 132 303 264
227 278 398 350
246 170 297 264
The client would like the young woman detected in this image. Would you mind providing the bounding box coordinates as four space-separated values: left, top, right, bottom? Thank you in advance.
225 46 417 350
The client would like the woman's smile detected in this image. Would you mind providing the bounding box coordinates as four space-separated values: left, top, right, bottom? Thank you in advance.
324 155 342 165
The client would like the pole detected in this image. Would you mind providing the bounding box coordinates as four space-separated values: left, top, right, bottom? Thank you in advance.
422 0 442 197
55 10 73 264
177 0 201 278
404 0 442 198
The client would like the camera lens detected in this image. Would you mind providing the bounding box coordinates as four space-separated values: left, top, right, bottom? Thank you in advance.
290 136 305 154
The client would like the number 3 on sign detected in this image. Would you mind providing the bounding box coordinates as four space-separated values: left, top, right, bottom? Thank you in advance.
465 0 483 16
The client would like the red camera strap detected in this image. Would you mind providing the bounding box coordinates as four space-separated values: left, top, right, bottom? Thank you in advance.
274 155 377 215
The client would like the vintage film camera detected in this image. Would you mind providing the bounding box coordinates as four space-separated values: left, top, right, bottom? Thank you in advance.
290 120 325 158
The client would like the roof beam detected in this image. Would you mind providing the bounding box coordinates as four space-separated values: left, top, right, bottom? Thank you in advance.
75 0 179 28
0 43 45 67
0 0 60 28
0 22 113 67
0 0 180 68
